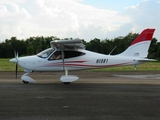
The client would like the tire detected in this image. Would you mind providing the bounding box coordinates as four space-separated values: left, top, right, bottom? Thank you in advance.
63 82 70 85
23 81 29 84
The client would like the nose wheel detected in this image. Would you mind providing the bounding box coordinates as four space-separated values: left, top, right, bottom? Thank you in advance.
21 72 36 83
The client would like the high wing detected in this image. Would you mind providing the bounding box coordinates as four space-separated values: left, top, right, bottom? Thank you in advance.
50 39 85 50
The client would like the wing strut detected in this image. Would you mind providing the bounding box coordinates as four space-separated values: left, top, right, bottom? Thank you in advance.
61 48 65 70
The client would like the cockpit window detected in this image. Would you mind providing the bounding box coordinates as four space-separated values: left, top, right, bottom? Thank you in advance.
64 51 85 58
37 48 54 58
48 50 86 60
49 51 62 60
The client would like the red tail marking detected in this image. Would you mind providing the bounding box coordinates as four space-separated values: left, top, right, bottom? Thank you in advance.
130 29 155 46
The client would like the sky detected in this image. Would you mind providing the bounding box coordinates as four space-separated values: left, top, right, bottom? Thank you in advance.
0 0 160 42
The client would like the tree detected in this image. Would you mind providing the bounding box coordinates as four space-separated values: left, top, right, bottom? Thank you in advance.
0 32 159 60
148 38 158 59
86 38 103 53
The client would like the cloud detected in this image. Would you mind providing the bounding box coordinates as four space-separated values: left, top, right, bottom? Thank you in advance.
104 0 160 40
123 0 160 38
0 0 130 42
0 0 159 42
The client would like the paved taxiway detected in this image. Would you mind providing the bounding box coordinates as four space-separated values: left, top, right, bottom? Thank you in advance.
0 71 160 120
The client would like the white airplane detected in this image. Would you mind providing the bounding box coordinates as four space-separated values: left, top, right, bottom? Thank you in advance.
10 28 156 84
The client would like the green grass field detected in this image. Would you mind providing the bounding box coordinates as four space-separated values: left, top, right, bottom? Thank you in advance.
0 58 160 71
0 58 23 71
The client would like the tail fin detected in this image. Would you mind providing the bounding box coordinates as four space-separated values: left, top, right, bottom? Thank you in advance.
118 28 155 58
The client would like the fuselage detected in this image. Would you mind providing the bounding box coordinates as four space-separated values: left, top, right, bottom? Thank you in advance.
10 49 141 72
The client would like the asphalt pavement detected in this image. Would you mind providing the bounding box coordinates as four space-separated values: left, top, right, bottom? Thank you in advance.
0 71 160 120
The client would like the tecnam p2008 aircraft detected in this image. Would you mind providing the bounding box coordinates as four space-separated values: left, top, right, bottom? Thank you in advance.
10 28 156 84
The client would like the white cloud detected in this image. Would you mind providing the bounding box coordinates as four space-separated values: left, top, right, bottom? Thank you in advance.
105 0 160 40
0 0 160 42
0 0 130 42
123 0 160 39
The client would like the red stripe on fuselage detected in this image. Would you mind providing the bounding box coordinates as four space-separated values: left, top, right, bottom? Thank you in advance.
43 61 132 68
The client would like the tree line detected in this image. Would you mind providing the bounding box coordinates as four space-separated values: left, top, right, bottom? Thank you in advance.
0 32 160 60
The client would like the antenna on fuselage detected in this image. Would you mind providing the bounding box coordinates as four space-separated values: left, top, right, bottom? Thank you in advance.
109 46 117 55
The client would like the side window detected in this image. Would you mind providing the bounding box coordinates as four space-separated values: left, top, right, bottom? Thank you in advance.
48 50 85 60
49 51 62 60
64 51 85 58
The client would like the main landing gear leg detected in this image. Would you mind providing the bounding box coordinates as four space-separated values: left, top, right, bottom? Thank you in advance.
63 69 70 85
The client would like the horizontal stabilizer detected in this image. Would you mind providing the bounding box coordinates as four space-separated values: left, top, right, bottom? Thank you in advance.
137 59 157 62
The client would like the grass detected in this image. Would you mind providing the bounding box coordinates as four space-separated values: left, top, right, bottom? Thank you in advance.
0 58 160 72
0 58 23 71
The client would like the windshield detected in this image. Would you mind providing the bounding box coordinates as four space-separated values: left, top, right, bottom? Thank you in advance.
37 48 54 58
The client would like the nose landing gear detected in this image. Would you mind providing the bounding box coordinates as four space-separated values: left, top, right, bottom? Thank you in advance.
21 72 36 83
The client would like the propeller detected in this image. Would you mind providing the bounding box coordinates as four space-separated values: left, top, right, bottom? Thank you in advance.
16 62 18 79
14 50 19 79
10 50 19 79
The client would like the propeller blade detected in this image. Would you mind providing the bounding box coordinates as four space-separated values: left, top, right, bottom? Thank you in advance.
14 50 17 58
16 63 18 79
14 50 19 79
14 50 18 61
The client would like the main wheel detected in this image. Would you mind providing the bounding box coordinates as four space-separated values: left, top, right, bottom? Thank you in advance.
63 82 70 85
23 81 29 84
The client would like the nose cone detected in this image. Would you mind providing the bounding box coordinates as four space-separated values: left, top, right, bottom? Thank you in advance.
9 58 18 63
